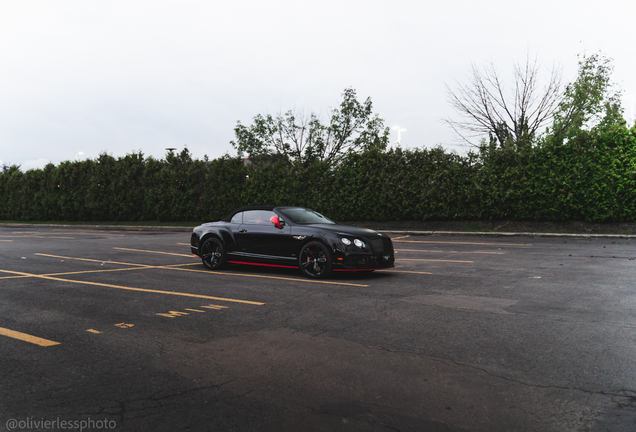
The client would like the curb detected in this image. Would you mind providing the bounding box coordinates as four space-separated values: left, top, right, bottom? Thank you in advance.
1 223 635 239
0 223 194 232
374 230 636 239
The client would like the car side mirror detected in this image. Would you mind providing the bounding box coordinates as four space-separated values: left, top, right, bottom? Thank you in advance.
270 216 284 229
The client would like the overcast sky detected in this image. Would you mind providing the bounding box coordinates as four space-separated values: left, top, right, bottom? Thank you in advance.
1 0 635 170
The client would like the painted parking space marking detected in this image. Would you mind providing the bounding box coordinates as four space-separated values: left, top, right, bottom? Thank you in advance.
2 263 369 288
0 235 74 239
398 258 474 263
86 329 102 334
0 327 61 347
390 235 411 241
25 252 370 288
394 240 532 247
0 269 266 305
0 275 31 280
114 247 195 258
157 303 229 318
167 265 370 287
396 249 504 255
114 322 134 328
378 269 433 275
157 310 190 318
35 253 150 267
51 231 126 237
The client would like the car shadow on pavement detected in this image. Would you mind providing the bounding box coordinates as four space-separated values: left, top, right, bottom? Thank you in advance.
218 263 394 282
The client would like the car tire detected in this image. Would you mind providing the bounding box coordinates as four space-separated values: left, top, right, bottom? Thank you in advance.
299 241 332 279
201 237 226 270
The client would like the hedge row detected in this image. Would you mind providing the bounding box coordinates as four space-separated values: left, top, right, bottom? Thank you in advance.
1 123 635 222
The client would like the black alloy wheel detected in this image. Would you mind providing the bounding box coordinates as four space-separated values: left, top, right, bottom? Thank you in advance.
299 241 332 279
201 237 226 270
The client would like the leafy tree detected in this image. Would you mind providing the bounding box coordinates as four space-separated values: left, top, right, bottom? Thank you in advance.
548 53 624 143
231 88 390 166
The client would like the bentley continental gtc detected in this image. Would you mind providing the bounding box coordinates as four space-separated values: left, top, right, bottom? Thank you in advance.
190 206 395 278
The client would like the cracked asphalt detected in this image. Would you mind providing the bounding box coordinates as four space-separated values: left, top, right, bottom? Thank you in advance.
1 226 635 431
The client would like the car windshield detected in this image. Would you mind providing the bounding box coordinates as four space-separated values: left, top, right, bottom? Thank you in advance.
279 208 335 224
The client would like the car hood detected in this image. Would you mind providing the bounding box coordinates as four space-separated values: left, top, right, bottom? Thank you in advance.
303 224 383 238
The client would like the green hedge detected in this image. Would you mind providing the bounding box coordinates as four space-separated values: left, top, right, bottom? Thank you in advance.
2 123 635 222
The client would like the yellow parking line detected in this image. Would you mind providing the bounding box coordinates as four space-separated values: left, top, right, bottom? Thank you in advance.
169 266 370 287
114 247 195 258
395 240 531 247
377 269 433 275
0 327 60 347
398 258 474 263
52 231 125 237
391 235 411 241
32 252 368 287
0 235 73 239
42 267 156 277
165 262 202 267
0 269 266 305
35 253 149 267
177 243 191 246
37 262 201 278
35 254 199 272
396 249 504 254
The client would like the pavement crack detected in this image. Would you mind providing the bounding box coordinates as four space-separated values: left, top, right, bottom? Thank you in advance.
368 343 636 402
148 378 240 402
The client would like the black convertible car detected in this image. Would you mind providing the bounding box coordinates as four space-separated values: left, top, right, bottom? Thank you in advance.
190 206 395 278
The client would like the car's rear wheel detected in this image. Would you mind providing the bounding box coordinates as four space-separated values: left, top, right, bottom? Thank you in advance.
299 241 332 279
201 237 226 270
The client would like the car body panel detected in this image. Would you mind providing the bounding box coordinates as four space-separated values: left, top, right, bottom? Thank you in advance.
191 206 395 275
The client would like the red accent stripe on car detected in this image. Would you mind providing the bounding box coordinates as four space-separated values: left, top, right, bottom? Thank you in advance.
227 261 299 269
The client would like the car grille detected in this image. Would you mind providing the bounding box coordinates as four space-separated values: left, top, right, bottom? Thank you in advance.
369 238 393 254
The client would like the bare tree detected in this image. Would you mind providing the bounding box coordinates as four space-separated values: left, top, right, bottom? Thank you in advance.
445 56 563 149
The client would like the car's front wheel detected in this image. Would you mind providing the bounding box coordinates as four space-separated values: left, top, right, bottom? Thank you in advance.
299 241 332 279
201 237 226 270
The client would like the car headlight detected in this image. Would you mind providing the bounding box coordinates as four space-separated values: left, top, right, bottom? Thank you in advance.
341 238 352 245
354 239 365 248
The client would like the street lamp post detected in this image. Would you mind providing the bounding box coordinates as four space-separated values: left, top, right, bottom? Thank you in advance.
392 125 407 146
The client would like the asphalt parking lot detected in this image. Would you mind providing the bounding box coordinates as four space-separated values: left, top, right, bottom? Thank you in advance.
1 226 635 431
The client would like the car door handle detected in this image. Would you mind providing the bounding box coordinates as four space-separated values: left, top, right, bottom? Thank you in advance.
238 229 247 233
